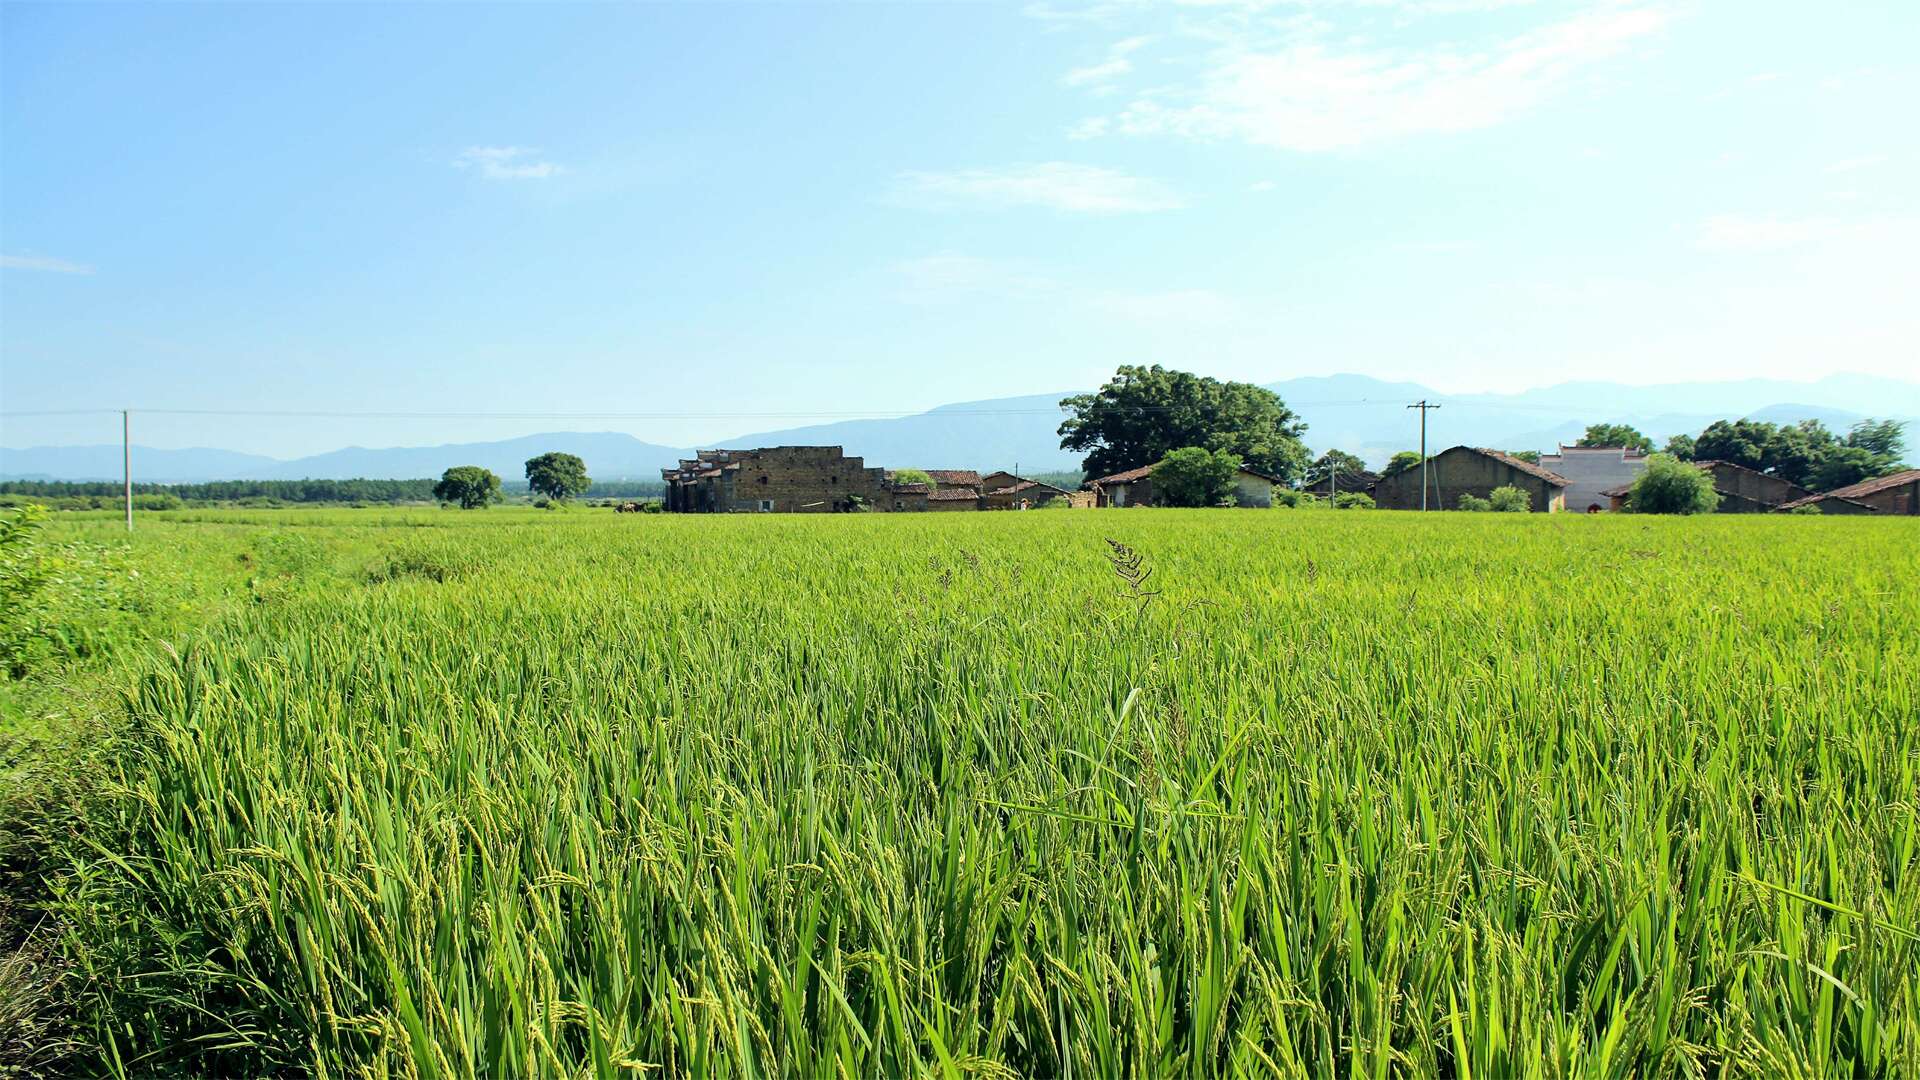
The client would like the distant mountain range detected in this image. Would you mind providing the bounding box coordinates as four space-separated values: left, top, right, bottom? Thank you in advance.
5 373 1916 481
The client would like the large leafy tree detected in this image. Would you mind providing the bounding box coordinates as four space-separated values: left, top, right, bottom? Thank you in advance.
1577 423 1654 454
1692 419 1775 471
433 466 502 510
1152 447 1241 507
1683 417 1905 490
525 452 591 502
1059 365 1309 483
1664 433 1697 460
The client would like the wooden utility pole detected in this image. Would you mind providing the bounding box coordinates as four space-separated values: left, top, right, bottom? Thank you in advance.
1407 400 1441 511
123 409 133 532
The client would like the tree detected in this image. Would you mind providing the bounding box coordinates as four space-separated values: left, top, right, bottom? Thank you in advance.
1152 447 1241 507
1845 418 1908 459
1577 423 1654 454
1627 454 1720 514
433 466 502 510
1382 451 1423 477
1693 419 1774 472
525 452 591 502
1303 450 1368 490
890 468 934 488
1487 486 1532 512
1664 433 1697 460
1059 365 1310 483
1506 450 1542 465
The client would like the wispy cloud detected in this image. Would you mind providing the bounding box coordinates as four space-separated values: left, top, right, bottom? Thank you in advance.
453 146 564 180
1693 213 1918 253
893 163 1184 213
1 253 93 274
1062 3 1671 151
1062 35 1151 89
1824 154 1887 174
890 252 1237 327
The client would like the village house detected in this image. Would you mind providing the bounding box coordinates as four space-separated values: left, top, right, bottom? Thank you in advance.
979 471 1073 509
1369 446 1569 511
1601 459 1814 513
1538 445 1649 513
662 446 898 512
1087 461 1279 508
1777 468 1920 515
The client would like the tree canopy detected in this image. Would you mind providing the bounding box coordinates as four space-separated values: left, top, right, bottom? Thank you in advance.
433 466 502 510
1303 450 1369 491
1577 424 1654 454
525 453 591 502
1381 451 1423 477
1689 417 1907 490
1059 365 1309 483
890 468 934 488
1152 447 1242 507
1627 454 1720 514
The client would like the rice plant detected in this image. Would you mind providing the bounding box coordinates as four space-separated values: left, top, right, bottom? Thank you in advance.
15 508 1920 1076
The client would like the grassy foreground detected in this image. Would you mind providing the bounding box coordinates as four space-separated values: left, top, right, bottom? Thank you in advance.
6 507 1918 1076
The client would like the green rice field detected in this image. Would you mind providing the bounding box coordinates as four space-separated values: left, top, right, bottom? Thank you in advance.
4 507 1918 1077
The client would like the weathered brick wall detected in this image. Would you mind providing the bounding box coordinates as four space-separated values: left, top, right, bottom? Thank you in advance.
717 447 892 513
1706 464 1806 512
1859 478 1917 515
1372 449 1561 511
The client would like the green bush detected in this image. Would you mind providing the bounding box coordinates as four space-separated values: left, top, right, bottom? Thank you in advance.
1457 494 1491 512
1153 448 1242 508
1627 455 1721 515
1333 492 1375 510
1787 503 1823 515
1488 486 1532 512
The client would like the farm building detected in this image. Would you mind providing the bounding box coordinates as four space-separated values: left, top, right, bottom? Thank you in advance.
663 446 897 513
1088 461 1279 508
979 472 1073 509
1601 460 1814 513
1776 468 1920 515
1538 445 1649 513
1369 447 1569 512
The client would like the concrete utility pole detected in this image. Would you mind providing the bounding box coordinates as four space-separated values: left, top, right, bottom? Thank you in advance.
123 409 133 532
1407 400 1441 511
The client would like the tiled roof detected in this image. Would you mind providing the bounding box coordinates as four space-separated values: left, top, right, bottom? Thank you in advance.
1469 448 1571 487
1777 468 1919 510
1090 464 1156 485
927 487 980 501
987 479 1070 497
924 469 982 486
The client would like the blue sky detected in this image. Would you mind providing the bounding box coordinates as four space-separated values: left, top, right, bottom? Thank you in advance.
3 0 1915 457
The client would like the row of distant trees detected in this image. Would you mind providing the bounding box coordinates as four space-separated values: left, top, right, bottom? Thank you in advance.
433 452 592 509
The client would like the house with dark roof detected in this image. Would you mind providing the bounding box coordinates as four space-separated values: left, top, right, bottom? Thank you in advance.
978 471 1073 509
1087 461 1279 507
663 446 909 512
1368 447 1569 511
1600 459 1814 513
1776 468 1920 515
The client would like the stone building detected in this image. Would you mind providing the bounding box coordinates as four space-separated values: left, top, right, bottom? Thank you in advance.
662 446 895 513
1538 445 1649 513
926 487 982 511
1777 468 1920 515
1087 461 1279 507
1369 446 1569 512
979 472 1073 509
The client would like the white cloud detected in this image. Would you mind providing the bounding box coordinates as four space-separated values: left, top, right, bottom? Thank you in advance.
1693 213 1917 253
894 163 1184 213
1 253 93 274
1824 155 1887 174
453 146 564 180
1067 4 1671 151
1063 35 1151 88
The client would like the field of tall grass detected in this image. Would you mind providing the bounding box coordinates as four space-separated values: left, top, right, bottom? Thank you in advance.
4 506 1917 1076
